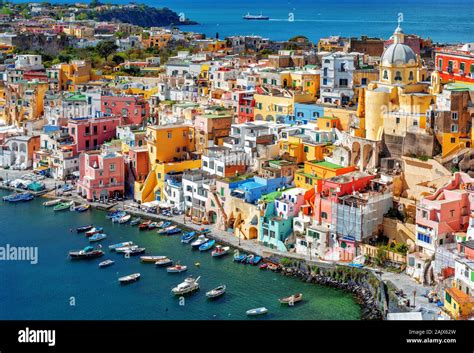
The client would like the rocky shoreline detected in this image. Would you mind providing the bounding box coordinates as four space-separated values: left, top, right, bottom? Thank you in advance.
279 265 384 320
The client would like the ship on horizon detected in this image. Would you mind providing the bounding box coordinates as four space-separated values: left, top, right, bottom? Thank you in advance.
243 12 270 20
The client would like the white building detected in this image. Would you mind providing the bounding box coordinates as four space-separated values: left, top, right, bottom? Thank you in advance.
182 170 214 220
320 52 358 105
15 55 43 71
0 135 37 169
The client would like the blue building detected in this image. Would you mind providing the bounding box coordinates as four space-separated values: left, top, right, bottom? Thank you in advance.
230 176 288 204
292 103 324 124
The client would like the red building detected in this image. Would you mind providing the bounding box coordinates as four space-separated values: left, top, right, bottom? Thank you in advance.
235 90 255 123
435 45 474 83
101 95 149 125
68 115 121 153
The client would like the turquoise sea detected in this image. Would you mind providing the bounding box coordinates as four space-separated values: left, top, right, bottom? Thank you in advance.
35 0 474 43
0 191 361 320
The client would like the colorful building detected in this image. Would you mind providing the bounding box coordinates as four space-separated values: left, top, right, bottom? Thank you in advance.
102 94 149 125
67 115 121 153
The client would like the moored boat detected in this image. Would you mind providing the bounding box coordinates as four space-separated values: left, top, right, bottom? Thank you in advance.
43 198 62 207
4 192 34 202
69 247 104 260
130 217 141 226
74 204 90 212
278 293 303 305
233 250 247 263
181 231 196 243
115 245 138 253
138 220 152 230
206 285 226 299
171 276 200 295
99 259 115 268
140 255 167 263
118 214 131 224
109 241 133 250
190 235 209 249
199 239 215 251
166 263 187 273
124 247 145 256
85 227 104 237
53 201 74 212
76 224 93 233
212 245 230 257
159 221 171 229
157 225 176 234
246 307 268 316
148 222 159 230
245 254 255 264
89 233 107 242
155 257 173 267
166 227 181 235
118 273 140 284
252 256 262 265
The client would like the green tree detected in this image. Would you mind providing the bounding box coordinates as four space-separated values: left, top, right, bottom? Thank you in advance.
111 54 125 65
96 41 118 61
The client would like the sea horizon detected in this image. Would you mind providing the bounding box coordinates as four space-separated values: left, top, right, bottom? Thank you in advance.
9 0 474 44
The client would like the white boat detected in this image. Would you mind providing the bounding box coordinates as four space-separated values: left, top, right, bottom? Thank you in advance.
109 241 133 250
43 199 62 207
166 264 187 273
212 245 230 257
99 259 115 268
140 255 167 263
246 307 268 316
118 214 131 224
206 285 226 299
115 245 139 253
171 276 200 295
119 273 141 284
157 225 177 234
155 257 173 267
190 235 208 248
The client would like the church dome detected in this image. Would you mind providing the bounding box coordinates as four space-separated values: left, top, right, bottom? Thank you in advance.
381 43 417 66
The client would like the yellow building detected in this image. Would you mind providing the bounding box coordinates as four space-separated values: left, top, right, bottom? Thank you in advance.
259 69 320 98
365 25 433 141
279 135 324 164
444 286 474 320
254 90 314 122
134 124 199 203
58 60 92 91
141 32 172 49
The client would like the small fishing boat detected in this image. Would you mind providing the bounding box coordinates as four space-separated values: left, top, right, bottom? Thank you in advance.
198 228 211 235
159 221 171 229
166 264 187 273
259 263 268 270
190 235 209 249
252 256 262 265
268 263 280 271
76 224 93 233
206 285 226 299
166 227 181 235
155 257 173 267
171 276 200 295
53 201 74 212
115 245 138 253
85 227 103 237
118 214 131 224
233 250 247 263
130 217 141 226
181 232 196 243
156 221 165 228
106 211 122 219
199 239 215 251
212 245 230 257
109 241 133 250
4 192 34 202
69 247 104 260
138 220 152 230
246 307 268 316
89 233 107 242
74 204 90 212
148 222 159 230
157 225 177 234
278 293 303 305
246 254 255 264
124 247 146 256
140 255 167 263
118 273 140 284
43 198 61 207
99 259 115 268
111 212 126 223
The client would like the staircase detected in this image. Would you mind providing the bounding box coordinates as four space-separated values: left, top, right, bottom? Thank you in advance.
210 185 228 227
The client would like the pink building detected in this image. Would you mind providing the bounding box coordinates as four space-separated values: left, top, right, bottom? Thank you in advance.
416 172 474 255
101 95 149 125
311 171 375 225
77 149 125 201
68 115 121 153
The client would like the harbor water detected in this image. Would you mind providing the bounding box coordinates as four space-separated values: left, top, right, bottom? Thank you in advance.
0 191 361 320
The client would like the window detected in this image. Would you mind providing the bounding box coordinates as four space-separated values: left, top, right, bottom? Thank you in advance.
321 212 328 219
168 132 172 139
451 137 456 143
451 124 458 133
438 58 443 70
339 78 348 87
304 146 309 153
361 78 367 85
383 70 388 80
460 62 466 72
395 71 402 81
409 71 414 81
396 117 400 124
417 233 431 244
452 112 458 120
110 163 115 171
323 78 328 85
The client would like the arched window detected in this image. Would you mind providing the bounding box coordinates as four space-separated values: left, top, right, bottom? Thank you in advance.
383 70 388 80
409 71 414 81
395 71 402 81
